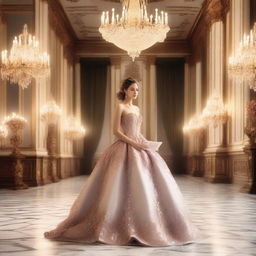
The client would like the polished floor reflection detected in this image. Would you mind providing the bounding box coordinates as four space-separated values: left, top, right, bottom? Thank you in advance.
0 175 255 256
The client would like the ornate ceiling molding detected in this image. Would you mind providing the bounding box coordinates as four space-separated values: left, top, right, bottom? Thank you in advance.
47 0 77 41
204 0 230 28
46 0 78 63
188 0 231 62
0 4 33 13
75 39 190 57
59 0 204 40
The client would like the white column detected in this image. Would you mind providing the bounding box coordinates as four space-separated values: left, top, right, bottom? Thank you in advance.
110 57 121 143
206 20 224 149
195 61 202 113
0 16 7 121
140 58 147 136
227 0 250 151
148 57 157 141
0 16 7 149
32 0 49 155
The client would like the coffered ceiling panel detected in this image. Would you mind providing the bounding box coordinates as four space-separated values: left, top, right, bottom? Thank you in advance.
59 0 205 40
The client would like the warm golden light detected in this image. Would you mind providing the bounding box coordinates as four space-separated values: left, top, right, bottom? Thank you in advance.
3 112 27 130
40 101 62 124
228 23 256 90
201 95 229 127
183 115 206 134
183 95 229 134
0 24 50 89
0 124 8 140
99 0 170 61
64 117 86 140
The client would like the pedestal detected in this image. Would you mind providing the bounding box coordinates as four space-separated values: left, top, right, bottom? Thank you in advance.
243 145 256 194
11 154 28 190
47 124 59 182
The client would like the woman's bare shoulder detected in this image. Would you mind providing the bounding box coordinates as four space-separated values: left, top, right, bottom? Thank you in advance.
117 102 125 109
115 103 125 113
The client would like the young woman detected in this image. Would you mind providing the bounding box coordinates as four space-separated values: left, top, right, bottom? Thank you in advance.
44 77 199 246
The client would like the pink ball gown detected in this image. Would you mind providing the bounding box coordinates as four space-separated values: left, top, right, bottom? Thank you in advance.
44 111 199 246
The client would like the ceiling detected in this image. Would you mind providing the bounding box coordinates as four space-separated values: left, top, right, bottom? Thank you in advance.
59 0 205 40
0 0 32 4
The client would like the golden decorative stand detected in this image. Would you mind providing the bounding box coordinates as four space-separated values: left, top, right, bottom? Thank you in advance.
9 128 28 190
47 124 59 182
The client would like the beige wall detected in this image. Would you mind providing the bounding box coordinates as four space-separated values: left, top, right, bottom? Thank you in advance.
0 0 82 159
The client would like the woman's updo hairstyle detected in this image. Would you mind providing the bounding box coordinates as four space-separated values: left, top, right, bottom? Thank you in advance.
117 77 137 101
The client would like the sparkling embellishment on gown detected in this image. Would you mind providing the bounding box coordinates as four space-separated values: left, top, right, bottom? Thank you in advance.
44 111 199 246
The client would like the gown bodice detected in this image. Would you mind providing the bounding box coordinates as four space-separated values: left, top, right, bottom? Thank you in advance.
121 111 142 139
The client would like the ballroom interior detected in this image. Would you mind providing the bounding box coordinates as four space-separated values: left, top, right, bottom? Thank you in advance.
0 0 256 255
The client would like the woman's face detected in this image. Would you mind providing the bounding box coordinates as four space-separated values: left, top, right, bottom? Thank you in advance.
125 83 139 100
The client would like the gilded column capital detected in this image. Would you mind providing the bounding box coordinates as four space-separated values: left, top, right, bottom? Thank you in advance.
110 57 121 67
146 56 156 66
204 0 231 28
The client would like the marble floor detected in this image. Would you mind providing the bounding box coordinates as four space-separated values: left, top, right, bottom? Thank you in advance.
0 175 256 256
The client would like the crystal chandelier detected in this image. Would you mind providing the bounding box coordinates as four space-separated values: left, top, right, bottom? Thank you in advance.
228 23 256 90
64 117 86 140
0 124 8 141
40 101 62 125
3 113 27 156
183 95 229 134
201 95 228 127
99 0 170 61
0 24 50 89
3 112 27 131
183 115 206 134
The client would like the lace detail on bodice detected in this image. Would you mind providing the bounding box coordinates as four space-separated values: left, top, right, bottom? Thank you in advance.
121 112 142 139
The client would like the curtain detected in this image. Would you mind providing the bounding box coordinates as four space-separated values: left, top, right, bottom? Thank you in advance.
250 0 256 28
80 58 110 174
156 58 185 174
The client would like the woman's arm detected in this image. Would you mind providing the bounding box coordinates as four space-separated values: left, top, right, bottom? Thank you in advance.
113 104 148 151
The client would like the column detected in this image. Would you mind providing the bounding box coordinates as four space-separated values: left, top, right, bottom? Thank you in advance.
0 15 7 148
204 19 229 182
228 0 250 150
147 56 157 141
110 57 121 143
203 0 231 183
33 0 49 155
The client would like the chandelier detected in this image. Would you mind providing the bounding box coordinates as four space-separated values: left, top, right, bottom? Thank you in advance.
228 23 256 90
201 95 228 127
64 117 86 140
183 95 229 134
3 112 27 131
40 101 62 125
0 24 50 89
0 124 8 141
99 0 170 61
183 115 206 134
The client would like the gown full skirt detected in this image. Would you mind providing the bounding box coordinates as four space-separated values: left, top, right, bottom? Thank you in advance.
44 112 199 246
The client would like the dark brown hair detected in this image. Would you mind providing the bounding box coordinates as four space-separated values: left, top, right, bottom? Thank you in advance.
117 77 138 101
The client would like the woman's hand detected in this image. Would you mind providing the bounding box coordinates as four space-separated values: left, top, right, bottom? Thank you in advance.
131 141 150 151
